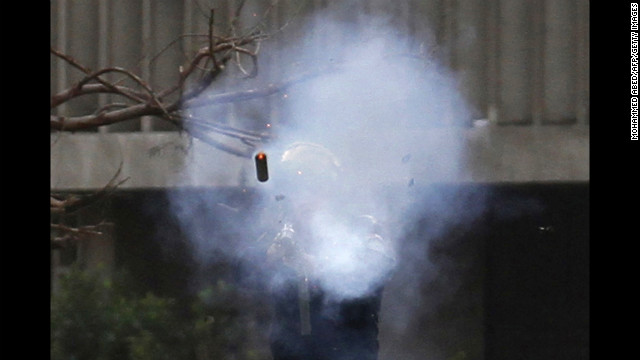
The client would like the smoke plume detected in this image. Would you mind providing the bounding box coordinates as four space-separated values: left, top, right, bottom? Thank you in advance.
168 3 484 357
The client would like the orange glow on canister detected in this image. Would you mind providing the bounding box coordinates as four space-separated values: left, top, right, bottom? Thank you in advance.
255 152 269 182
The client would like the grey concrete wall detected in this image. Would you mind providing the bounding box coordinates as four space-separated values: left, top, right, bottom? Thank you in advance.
51 0 590 129
51 0 589 189
50 125 589 191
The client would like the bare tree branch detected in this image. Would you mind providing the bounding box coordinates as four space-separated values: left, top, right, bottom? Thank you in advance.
51 83 146 108
51 48 149 107
51 29 271 133
50 3 314 242
49 2 316 249
51 103 158 131
50 163 127 247
51 163 129 215
51 222 112 249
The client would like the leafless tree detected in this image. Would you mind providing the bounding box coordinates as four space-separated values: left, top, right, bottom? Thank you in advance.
50 2 310 247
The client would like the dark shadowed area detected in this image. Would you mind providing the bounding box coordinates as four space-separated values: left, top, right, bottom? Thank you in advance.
108 182 588 360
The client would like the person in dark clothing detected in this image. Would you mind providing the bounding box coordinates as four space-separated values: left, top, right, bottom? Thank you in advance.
265 217 392 360
255 142 396 360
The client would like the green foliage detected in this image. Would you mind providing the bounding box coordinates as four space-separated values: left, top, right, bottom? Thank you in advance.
52 267 190 360
190 279 271 360
447 350 467 360
51 266 270 360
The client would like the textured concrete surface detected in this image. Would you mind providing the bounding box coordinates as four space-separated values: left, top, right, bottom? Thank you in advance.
50 125 588 191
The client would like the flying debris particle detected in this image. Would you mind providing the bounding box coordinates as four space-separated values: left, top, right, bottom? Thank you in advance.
537 225 555 234
216 203 239 213
473 119 490 128
401 154 412 164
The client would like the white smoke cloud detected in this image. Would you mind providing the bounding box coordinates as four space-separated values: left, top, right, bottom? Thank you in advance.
169 1 484 344
256 11 472 297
